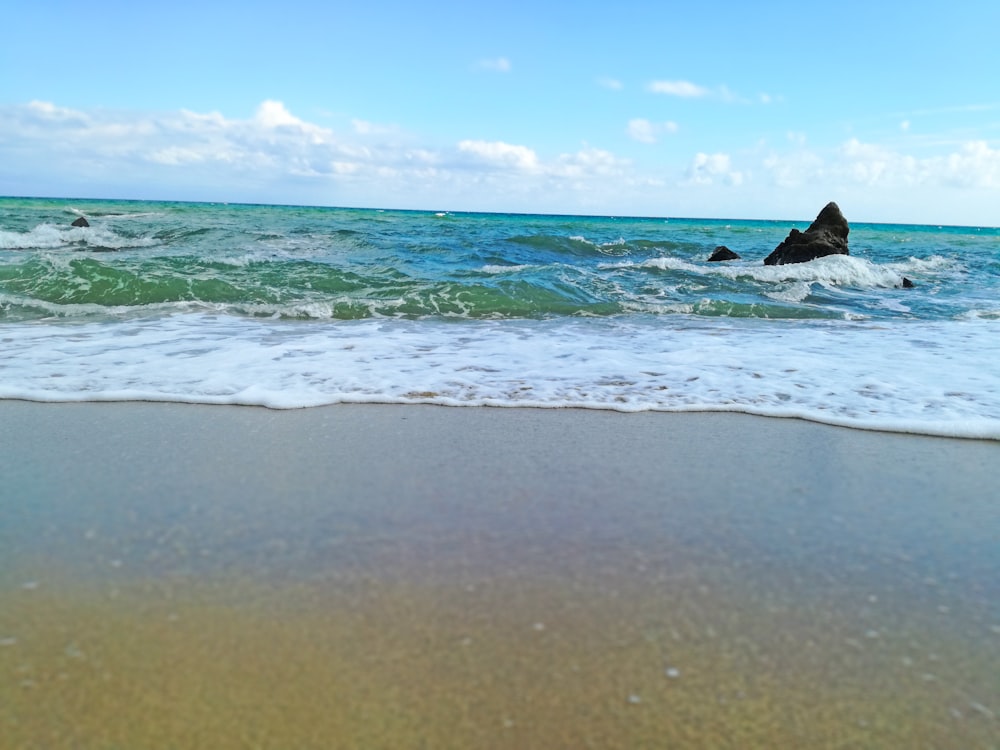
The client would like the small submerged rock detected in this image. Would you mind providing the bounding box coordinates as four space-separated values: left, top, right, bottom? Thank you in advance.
71 216 90 228
708 245 740 262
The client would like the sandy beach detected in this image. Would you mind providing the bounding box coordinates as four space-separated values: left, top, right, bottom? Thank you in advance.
1 402 997 748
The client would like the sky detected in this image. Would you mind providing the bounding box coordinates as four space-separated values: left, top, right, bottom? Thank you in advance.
2 0 999 225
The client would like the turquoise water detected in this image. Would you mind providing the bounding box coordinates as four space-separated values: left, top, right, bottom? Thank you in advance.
2 197 999 437
3 198 997 322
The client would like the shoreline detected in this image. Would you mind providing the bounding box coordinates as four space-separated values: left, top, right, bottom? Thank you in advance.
1 400 998 502
2 401 997 748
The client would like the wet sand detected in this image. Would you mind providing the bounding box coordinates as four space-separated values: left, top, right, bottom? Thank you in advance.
1 402 998 748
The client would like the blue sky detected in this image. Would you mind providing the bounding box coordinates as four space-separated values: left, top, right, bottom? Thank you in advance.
2 0 999 224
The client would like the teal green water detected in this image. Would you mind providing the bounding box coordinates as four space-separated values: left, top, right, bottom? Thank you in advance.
2 197 1000 437
3 197 996 322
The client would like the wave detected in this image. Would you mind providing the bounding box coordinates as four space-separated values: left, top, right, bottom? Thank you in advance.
0 223 160 251
1 314 997 440
68 206 165 219
479 264 537 274
0 255 622 321
507 234 689 258
0 248 963 323
604 254 932 290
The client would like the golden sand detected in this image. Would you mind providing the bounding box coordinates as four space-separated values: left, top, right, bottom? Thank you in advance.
2 559 996 749
2 403 997 748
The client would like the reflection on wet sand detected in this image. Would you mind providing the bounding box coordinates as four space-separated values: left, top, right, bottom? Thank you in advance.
1 404 997 748
2 512 997 748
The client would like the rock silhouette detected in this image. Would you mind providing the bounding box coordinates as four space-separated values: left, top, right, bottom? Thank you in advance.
708 246 740 261
763 202 849 265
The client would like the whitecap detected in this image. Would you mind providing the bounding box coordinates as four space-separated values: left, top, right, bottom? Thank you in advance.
480 264 534 274
763 282 812 304
0 223 159 251
607 255 909 290
2 314 998 440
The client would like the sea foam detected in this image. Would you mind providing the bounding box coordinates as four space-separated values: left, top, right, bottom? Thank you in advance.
2 313 998 439
606 254 921 290
3 199 999 439
0 223 159 251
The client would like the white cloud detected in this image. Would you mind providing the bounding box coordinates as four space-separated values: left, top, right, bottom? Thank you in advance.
26 100 88 122
626 118 679 144
648 80 709 98
762 138 1000 191
597 76 623 91
253 100 332 144
352 119 376 135
553 146 631 178
626 119 656 144
148 146 208 166
477 57 511 73
3 99 999 223
458 139 538 170
939 140 1000 188
178 109 227 128
647 81 776 105
685 152 743 186
839 139 901 185
0 100 345 181
352 119 400 136
840 137 998 188
2 101 641 207
762 149 824 189
255 100 302 128
331 161 362 175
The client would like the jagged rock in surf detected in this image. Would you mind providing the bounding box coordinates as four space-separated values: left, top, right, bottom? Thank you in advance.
763 202 849 265
902 277 914 288
71 217 90 227
708 245 740 261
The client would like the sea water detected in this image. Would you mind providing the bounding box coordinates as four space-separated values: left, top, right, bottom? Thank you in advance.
2 196 999 438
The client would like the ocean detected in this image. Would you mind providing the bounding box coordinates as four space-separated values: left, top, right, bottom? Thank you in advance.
2 196 999 439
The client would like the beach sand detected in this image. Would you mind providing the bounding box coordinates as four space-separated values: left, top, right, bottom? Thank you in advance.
1 402 997 748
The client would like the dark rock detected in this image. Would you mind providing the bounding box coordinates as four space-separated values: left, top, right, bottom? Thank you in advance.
902 277 914 288
71 217 90 227
763 202 849 265
708 245 740 261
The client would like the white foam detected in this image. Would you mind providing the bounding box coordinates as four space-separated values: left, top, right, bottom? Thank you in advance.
961 309 1000 320
67 206 164 220
605 254 915 290
0 223 158 251
1 314 998 439
567 235 629 254
763 281 812 304
481 264 535 274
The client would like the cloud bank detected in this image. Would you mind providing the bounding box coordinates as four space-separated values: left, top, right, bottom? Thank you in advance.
1 100 998 223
